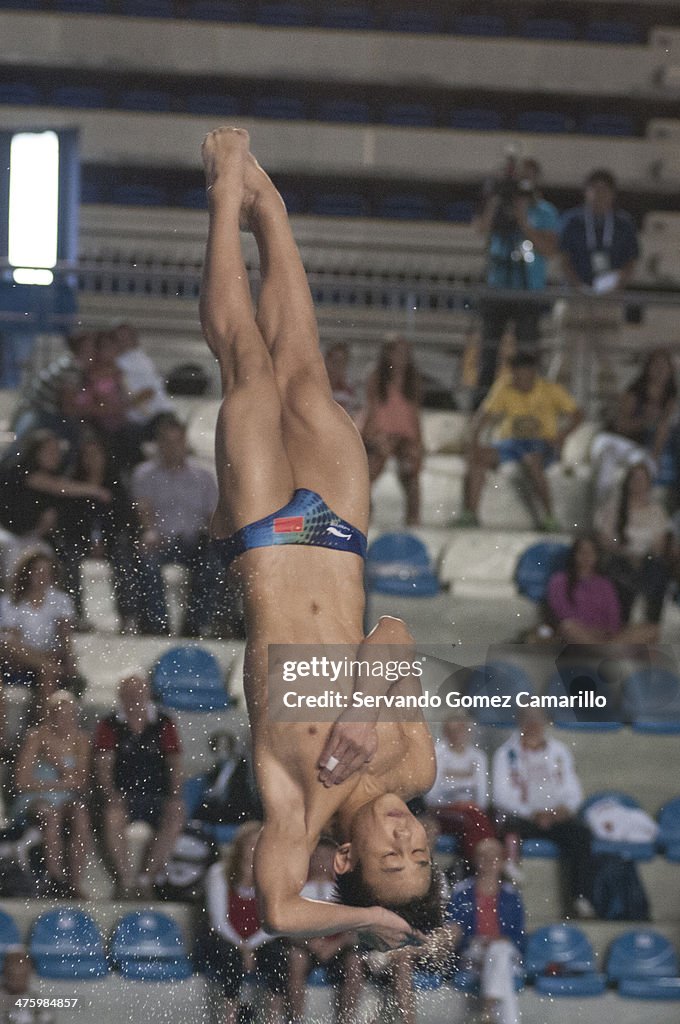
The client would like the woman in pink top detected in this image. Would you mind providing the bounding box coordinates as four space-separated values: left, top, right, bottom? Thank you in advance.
362 337 423 525
547 534 658 645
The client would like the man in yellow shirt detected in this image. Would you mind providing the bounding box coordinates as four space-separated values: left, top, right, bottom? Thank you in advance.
460 352 583 530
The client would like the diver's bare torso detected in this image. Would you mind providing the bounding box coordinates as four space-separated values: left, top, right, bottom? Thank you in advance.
234 561 435 844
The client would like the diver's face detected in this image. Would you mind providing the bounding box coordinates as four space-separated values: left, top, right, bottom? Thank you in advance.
349 795 431 904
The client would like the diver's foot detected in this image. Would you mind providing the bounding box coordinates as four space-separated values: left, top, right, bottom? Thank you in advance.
241 149 286 231
201 126 249 203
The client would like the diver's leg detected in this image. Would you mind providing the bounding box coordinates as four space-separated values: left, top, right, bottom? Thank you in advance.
243 154 369 532
200 127 294 535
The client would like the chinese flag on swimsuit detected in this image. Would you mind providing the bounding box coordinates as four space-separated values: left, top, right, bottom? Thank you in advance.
273 516 304 533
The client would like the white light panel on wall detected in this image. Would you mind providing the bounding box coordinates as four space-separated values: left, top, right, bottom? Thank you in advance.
8 130 60 286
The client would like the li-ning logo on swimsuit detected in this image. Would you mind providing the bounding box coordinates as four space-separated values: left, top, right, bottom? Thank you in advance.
273 515 304 534
325 524 352 540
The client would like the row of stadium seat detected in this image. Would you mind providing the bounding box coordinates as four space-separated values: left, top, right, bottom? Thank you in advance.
0 81 640 137
0 2 647 43
0 908 191 981
2 907 679 1000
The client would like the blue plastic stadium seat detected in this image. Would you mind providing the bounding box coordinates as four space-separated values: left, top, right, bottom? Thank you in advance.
53 0 109 12
316 98 370 124
521 18 577 41
185 93 241 116
546 667 623 731
385 9 440 34
657 798 680 856
586 21 642 45
0 83 41 105
51 86 107 109
514 541 570 603
450 108 503 131
0 911 21 970
444 201 474 223
608 929 678 984
581 114 634 137
517 111 569 134
620 976 680 999
623 667 680 733
452 15 507 37
319 4 375 30
187 0 249 20
120 0 175 15
111 912 192 981
463 661 533 726
30 910 109 980
609 930 680 998
152 646 230 711
378 194 433 220
252 95 306 120
366 533 439 597
383 102 435 127
119 89 172 112
526 924 606 996
256 2 308 26
521 838 559 858
311 192 367 217
581 791 657 861
111 184 169 206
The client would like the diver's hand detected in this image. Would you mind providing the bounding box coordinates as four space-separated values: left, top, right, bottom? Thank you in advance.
317 712 378 787
360 907 425 952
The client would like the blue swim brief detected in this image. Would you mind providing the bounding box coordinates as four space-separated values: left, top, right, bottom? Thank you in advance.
216 488 367 567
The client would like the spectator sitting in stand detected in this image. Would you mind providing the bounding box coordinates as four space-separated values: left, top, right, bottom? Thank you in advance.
288 838 363 1024
196 821 288 1024
93 672 185 899
595 461 675 632
0 430 111 592
425 711 498 874
474 153 559 406
493 707 596 919
11 331 96 452
324 342 361 420
0 948 56 1024
460 352 583 531
58 432 140 634
14 691 91 899
546 534 659 645
193 730 262 826
446 837 525 1024
130 413 220 636
113 322 174 438
361 337 424 526
591 348 677 499
1 552 83 720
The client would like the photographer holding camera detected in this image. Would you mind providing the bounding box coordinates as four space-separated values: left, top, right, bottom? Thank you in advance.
475 154 559 406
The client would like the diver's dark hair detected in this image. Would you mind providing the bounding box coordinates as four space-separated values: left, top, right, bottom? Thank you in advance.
333 862 444 933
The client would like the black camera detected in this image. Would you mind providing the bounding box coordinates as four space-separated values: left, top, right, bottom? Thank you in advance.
492 177 535 237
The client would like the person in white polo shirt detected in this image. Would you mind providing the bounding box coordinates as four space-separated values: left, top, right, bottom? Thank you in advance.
493 707 596 918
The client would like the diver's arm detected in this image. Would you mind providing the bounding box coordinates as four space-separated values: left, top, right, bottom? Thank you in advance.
317 616 422 787
254 817 419 947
